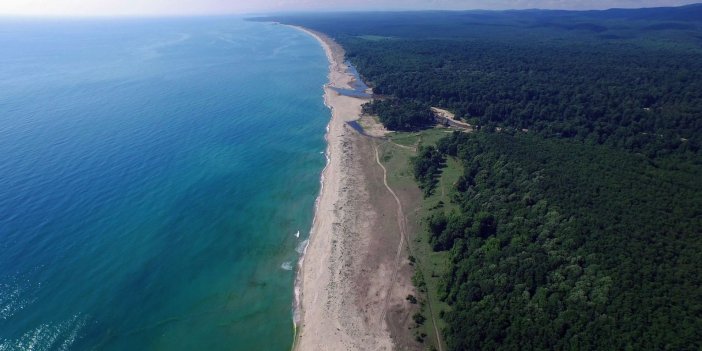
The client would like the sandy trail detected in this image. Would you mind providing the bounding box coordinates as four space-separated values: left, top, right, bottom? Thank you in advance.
373 143 406 324
374 141 444 351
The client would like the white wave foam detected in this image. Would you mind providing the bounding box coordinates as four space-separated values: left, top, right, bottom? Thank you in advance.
281 262 294 271
59 315 87 351
0 314 86 351
294 230 300 238
0 285 24 320
0 278 37 321
295 239 309 255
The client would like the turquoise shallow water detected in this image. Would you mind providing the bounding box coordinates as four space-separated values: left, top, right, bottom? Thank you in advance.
0 17 328 350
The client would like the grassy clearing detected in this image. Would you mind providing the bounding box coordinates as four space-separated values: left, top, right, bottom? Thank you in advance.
379 127 464 350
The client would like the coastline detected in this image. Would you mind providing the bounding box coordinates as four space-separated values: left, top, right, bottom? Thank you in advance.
288 26 397 350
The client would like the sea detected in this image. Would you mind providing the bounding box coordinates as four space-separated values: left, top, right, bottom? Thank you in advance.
0 17 329 350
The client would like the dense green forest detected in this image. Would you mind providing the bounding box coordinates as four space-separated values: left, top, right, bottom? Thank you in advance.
346 38 702 157
257 5 702 350
260 5 702 157
422 132 702 349
362 99 434 131
411 145 445 196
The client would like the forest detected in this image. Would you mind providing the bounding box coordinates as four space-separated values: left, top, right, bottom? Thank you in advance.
256 5 702 350
259 5 702 157
345 37 702 158
422 132 702 349
362 99 434 131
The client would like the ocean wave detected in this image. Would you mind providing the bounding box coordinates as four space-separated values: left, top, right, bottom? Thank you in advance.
294 230 300 238
295 239 309 255
0 314 86 351
136 33 191 60
281 261 294 271
267 42 294 59
0 277 37 321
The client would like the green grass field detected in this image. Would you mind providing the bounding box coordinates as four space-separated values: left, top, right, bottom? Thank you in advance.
379 127 465 350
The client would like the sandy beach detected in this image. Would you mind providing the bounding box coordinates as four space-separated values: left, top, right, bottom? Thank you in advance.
289 26 419 351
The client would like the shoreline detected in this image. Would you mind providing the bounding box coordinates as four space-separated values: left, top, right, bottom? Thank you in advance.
287 25 396 350
288 24 344 338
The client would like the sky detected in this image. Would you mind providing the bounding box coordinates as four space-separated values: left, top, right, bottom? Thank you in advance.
0 0 699 16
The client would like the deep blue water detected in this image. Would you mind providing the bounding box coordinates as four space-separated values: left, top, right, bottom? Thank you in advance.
0 17 328 350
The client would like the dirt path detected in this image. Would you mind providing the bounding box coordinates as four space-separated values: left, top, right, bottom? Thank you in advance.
389 140 415 151
373 142 407 325
373 141 444 351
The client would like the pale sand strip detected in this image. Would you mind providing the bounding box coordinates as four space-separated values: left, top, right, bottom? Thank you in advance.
289 26 395 351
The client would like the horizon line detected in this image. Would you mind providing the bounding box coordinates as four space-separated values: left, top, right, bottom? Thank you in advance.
0 2 700 18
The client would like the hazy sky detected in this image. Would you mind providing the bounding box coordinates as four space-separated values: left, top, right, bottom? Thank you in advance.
0 0 699 16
